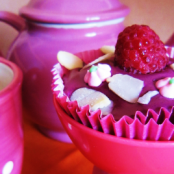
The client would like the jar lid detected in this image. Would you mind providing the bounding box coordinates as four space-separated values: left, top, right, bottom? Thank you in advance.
19 0 129 23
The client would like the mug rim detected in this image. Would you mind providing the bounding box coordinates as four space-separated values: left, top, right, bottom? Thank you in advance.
0 57 23 97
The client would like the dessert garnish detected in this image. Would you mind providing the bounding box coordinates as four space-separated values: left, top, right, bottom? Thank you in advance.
115 24 169 74
84 63 111 87
107 74 144 103
170 63 174 70
82 52 114 70
70 87 112 115
165 45 174 58
57 51 83 70
100 45 115 54
137 91 159 104
155 77 174 98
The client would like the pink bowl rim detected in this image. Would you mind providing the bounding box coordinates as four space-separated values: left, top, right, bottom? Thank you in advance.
54 96 174 147
0 57 23 97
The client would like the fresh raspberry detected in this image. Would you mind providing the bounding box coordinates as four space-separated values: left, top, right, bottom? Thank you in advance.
115 24 169 74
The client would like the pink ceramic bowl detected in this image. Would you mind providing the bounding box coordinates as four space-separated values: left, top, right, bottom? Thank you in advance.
0 57 23 174
53 96 174 174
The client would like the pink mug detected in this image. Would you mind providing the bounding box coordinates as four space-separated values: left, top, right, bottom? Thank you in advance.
0 57 23 174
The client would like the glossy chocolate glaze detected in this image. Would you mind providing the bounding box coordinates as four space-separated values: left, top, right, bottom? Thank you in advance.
63 59 174 120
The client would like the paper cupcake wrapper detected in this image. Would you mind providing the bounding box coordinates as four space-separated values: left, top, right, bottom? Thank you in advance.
165 46 174 58
52 47 174 141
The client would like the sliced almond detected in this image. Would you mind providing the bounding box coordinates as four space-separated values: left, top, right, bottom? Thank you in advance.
57 51 83 70
100 45 115 54
82 53 114 70
137 91 159 104
106 76 113 83
108 74 144 103
70 87 112 112
170 63 174 70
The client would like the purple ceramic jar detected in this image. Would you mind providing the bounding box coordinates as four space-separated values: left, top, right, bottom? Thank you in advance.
0 0 129 143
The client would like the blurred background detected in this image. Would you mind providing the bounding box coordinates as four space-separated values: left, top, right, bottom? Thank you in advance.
0 0 174 56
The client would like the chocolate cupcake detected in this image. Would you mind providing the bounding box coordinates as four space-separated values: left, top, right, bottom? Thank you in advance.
52 25 174 141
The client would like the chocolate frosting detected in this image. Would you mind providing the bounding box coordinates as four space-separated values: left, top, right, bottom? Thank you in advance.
63 59 174 120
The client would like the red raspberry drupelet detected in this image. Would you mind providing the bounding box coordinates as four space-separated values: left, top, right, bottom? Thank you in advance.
115 24 169 74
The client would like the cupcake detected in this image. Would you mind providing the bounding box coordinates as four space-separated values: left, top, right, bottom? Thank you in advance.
52 24 174 141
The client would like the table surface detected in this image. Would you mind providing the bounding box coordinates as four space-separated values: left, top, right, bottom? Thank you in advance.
21 107 94 174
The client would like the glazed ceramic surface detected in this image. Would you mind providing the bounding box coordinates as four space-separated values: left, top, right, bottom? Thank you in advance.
53 96 174 174
0 0 129 142
20 0 129 23
0 58 23 174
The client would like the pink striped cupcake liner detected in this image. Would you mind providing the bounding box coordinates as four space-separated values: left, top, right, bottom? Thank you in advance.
52 46 174 141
